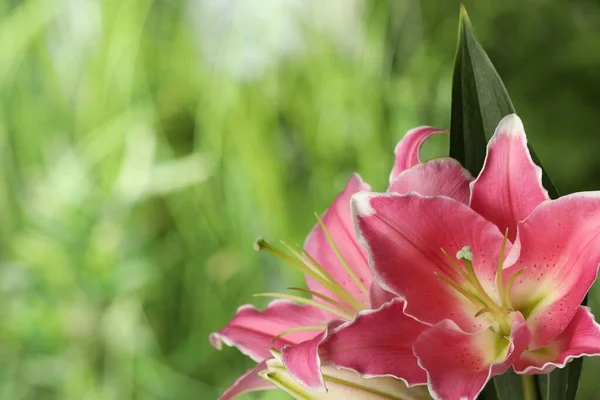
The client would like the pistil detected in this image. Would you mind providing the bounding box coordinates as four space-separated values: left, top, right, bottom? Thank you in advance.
437 239 521 336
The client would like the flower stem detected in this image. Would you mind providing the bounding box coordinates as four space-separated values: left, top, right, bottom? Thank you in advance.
521 375 539 400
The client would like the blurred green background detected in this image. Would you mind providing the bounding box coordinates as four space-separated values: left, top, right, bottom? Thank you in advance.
2 0 600 399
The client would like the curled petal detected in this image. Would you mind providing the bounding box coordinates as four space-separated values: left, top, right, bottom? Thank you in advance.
505 192 600 349
210 300 328 362
352 192 508 332
320 299 428 386
414 313 530 400
305 174 372 307
219 361 274 400
368 281 397 309
388 157 473 204
470 114 549 241
282 332 327 392
282 319 345 392
390 126 447 182
514 306 600 375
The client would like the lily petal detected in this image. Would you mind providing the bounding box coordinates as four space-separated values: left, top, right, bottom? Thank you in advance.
505 192 600 349
368 281 397 309
414 313 530 400
352 192 508 332
470 114 549 241
282 332 327 392
219 361 274 400
388 157 473 204
390 126 446 182
320 299 428 386
210 300 329 362
514 306 600 375
282 320 345 392
305 174 372 307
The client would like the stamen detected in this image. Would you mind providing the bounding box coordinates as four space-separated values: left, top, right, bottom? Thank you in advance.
434 272 484 306
287 287 357 316
255 238 321 278
496 228 509 308
315 213 370 297
255 237 365 312
504 267 526 310
300 246 367 312
259 370 311 399
441 244 516 337
254 292 354 320
272 326 325 343
280 241 328 281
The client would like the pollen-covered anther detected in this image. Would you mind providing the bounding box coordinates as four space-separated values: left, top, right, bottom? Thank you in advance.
251 233 367 319
253 236 265 251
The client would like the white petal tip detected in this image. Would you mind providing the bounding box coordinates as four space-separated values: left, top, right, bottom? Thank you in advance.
350 191 376 216
350 172 364 183
496 114 525 137
209 333 223 349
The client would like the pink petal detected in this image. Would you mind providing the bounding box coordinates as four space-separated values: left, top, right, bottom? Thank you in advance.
210 300 329 362
305 174 373 307
281 320 345 392
505 192 600 349
515 306 600 375
470 114 549 241
368 281 397 309
352 192 508 332
491 313 531 376
388 157 474 204
320 299 428 386
282 332 326 392
414 313 530 400
219 361 274 400
389 126 447 182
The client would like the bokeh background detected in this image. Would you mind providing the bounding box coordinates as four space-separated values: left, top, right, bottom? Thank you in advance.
2 0 600 399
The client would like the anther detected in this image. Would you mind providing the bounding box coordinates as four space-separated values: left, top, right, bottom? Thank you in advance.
254 236 267 251
252 236 366 314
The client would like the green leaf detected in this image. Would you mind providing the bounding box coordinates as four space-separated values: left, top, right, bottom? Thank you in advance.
480 370 526 400
449 5 581 400
449 5 558 199
536 358 584 400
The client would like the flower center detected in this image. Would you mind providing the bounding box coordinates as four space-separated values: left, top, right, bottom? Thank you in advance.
436 230 524 336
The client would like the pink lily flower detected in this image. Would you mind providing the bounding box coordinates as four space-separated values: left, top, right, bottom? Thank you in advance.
210 126 455 399
320 114 600 399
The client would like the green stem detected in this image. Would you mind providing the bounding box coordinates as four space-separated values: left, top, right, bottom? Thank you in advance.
521 375 539 400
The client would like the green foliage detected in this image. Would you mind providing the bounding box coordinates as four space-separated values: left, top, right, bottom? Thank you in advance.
450 5 515 176
0 1 599 399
